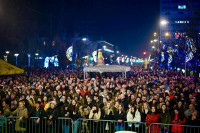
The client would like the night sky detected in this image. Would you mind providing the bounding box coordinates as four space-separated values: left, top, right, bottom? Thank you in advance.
0 0 160 57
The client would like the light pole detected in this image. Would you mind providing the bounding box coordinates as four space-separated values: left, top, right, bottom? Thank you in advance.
14 53 19 66
5 51 10 62
158 19 169 66
35 53 39 68
27 54 31 67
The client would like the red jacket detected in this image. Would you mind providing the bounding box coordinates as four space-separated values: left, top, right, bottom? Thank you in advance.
80 89 89 97
146 113 160 133
171 114 186 133
169 92 175 100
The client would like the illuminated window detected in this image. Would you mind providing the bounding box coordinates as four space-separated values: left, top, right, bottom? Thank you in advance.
175 21 189 24
178 5 186 9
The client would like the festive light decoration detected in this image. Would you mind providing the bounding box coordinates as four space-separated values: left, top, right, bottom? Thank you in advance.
44 56 59 68
161 52 165 62
184 36 197 62
168 54 172 64
66 46 73 61
92 51 97 62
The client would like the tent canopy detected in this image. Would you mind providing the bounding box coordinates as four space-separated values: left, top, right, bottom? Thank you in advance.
83 65 130 79
0 59 24 75
84 65 130 73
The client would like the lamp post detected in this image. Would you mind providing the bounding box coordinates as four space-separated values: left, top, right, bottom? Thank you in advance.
5 51 10 62
158 19 169 66
14 53 19 66
27 54 31 67
35 53 39 68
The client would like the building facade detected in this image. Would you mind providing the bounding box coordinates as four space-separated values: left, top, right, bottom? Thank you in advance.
160 0 200 47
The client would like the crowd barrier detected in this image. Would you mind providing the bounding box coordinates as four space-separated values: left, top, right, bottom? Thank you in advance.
149 123 200 133
5 117 73 133
78 118 147 133
1 117 200 133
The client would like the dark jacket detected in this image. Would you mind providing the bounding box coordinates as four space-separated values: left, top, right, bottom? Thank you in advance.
46 107 59 120
160 111 171 129
140 110 149 122
29 107 45 119
114 111 126 122
101 108 114 120
71 111 81 121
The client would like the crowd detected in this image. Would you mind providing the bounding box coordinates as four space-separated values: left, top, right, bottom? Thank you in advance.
0 66 200 133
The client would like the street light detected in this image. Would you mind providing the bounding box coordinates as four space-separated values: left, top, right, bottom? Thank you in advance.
152 46 155 49
35 53 39 67
154 39 158 42
5 51 10 62
165 32 170 37
160 19 168 26
82 38 87 41
116 51 119 53
154 32 157 37
14 53 19 65
151 40 154 43
27 54 31 67
103 45 106 49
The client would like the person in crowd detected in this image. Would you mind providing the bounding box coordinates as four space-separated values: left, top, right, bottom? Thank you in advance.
69 99 81 133
89 104 101 133
79 105 90 133
186 110 200 132
171 107 186 133
46 101 59 133
60 103 71 133
29 101 45 133
2 100 10 117
184 103 196 118
145 106 160 133
160 103 171 133
102 101 114 133
114 104 126 131
140 102 150 122
11 101 28 132
127 106 141 131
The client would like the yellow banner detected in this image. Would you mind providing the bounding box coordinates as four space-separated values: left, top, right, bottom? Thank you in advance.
0 59 24 75
144 58 148 69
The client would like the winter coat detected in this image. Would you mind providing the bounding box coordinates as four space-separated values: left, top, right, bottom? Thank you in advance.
114 111 126 122
29 107 45 119
145 113 160 133
160 111 171 129
46 107 59 120
102 107 114 120
3 105 10 117
11 107 28 120
11 107 28 132
71 111 81 121
127 109 141 127
140 109 149 122
171 114 186 133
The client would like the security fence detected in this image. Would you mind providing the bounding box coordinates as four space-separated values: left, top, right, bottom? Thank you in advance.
77 118 147 133
1 117 200 133
5 117 73 133
149 123 200 133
